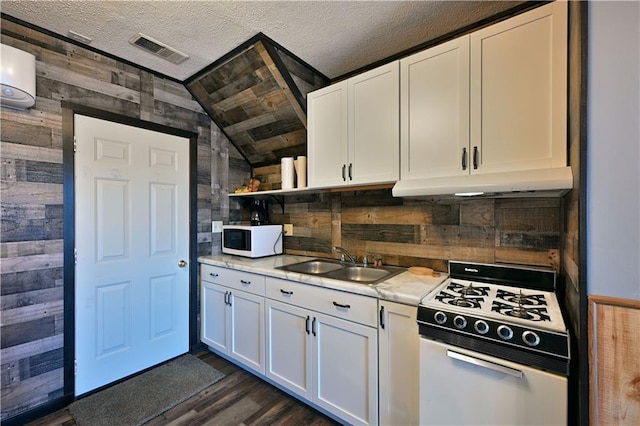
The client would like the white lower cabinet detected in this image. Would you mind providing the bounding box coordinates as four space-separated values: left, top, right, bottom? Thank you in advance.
200 265 265 375
265 278 378 426
378 300 419 426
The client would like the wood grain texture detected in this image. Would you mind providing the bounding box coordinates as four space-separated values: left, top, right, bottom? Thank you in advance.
0 17 240 421
589 296 640 426
186 37 328 168
26 351 338 426
276 190 563 271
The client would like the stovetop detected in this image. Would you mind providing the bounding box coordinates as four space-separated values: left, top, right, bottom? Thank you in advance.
417 261 570 375
423 278 566 333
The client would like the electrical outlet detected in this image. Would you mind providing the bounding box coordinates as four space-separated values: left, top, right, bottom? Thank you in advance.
212 221 223 233
283 223 293 236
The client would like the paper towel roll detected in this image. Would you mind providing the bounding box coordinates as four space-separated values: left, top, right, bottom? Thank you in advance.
281 157 294 190
294 156 307 188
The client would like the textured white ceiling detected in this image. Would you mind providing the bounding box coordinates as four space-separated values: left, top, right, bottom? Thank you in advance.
1 1 526 81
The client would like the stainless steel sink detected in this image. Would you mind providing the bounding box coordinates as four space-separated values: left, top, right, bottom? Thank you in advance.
279 259 345 274
325 266 392 282
276 259 405 284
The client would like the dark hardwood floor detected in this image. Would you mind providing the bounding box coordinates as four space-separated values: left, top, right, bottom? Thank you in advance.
27 351 340 426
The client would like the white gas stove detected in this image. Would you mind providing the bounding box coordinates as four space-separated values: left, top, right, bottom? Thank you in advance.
417 261 570 425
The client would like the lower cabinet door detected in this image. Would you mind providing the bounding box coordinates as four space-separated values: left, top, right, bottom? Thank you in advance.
201 281 230 353
265 299 313 400
229 290 265 374
313 312 378 426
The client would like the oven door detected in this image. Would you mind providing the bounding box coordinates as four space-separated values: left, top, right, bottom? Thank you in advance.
419 337 567 425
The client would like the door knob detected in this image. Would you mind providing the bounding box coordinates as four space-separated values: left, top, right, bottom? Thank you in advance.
178 260 188 268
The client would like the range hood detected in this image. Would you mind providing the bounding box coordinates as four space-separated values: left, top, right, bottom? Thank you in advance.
392 166 573 198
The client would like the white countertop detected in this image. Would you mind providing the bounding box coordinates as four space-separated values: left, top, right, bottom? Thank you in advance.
198 254 447 306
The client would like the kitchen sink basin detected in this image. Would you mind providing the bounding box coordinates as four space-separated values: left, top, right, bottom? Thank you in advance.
325 266 391 282
279 259 345 274
276 259 405 284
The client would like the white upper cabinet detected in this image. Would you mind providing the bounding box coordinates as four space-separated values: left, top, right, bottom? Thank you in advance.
400 36 470 180
396 1 569 195
308 62 399 188
470 0 568 174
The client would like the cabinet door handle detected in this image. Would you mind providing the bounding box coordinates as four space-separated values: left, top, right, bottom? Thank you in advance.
223 291 229 306
380 306 385 329
348 163 353 180
305 316 310 335
209 272 219 278
312 317 317 336
240 279 251 285
473 146 479 169
461 147 467 170
227 292 232 307
280 289 293 296
342 164 346 181
333 301 351 310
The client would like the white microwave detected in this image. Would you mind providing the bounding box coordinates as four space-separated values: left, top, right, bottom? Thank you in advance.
222 224 283 258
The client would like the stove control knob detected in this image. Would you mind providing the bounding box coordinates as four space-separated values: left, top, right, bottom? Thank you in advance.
497 325 514 341
523 330 541 347
434 311 448 325
453 315 467 329
474 320 489 335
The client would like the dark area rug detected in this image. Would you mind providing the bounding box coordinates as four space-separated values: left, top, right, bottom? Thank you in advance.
69 354 224 426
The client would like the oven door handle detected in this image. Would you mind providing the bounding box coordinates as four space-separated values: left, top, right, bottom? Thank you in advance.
446 350 523 379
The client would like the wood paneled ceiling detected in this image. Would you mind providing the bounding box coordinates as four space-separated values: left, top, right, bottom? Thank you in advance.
186 34 328 167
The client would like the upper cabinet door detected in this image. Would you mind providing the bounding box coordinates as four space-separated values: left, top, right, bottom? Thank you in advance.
400 36 470 180
470 1 568 174
348 61 400 185
307 81 349 188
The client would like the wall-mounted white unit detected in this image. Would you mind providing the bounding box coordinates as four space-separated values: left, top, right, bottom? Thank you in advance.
0 44 36 109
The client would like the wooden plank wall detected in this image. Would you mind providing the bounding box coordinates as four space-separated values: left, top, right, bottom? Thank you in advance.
589 297 640 425
267 189 562 272
0 18 246 421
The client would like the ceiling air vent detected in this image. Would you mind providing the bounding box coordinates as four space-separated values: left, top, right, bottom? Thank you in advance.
128 33 189 64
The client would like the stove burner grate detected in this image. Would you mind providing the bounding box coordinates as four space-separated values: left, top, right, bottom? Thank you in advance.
447 282 490 297
496 289 547 306
491 301 551 321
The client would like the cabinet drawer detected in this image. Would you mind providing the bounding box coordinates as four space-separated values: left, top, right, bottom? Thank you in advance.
266 277 377 327
201 264 266 296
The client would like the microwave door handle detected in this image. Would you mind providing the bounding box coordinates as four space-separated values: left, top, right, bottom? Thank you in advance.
446 350 523 379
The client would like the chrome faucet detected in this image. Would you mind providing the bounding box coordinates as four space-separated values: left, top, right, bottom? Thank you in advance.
332 246 357 264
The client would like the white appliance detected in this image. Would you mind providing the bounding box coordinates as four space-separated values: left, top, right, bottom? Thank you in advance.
222 224 283 258
0 43 36 109
417 261 569 425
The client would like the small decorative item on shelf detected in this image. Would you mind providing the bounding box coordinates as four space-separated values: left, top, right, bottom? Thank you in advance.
233 177 261 194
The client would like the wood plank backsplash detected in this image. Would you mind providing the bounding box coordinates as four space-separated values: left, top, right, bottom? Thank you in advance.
257 188 562 272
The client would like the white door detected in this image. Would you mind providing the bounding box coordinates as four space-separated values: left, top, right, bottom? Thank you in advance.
313 312 378 426
349 61 399 185
228 289 265 374
74 115 190 395
265 299 313 399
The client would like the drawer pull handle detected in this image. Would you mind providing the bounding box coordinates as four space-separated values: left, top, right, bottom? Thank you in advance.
280 289 293 296
240 280 251 285
209 273 219 278
305 316 310 335
333 301 351 310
